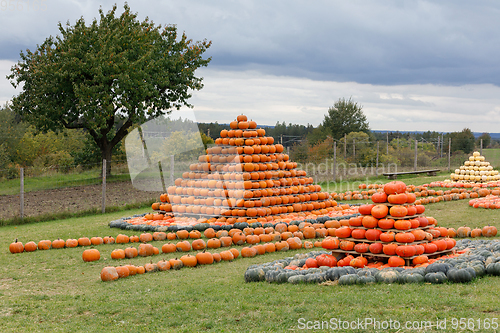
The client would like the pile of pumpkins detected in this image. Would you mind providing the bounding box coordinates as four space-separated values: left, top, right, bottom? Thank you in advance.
150 114 336 221
448 151 499 183
244 239 500 285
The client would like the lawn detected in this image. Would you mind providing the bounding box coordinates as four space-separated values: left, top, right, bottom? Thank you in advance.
1 176 499 332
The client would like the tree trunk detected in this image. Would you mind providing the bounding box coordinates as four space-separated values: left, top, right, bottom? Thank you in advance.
100 141 113 178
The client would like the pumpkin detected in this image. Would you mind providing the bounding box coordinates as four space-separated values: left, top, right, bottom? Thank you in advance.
264 242 276 253
180 254 197 267
447 268 475 283
124 247 138 258
396 245 416 257
305 258 319 268
424 272 447 284
192 239 207 251
52 238 65 249
354 243 369 253
229 248 240 259
126 265 138 275
316 254 337 267
220 250 235 261
399 272 424 284
161 243 176 253
375 270 400 283
380 232 395 243
90 237 103 246
204 228 216 238
175 240 191 252
339 240 355 251
116 234 130 244
393 219 411 230
169 258 184 270
388 256 405 267
382 243 398 255
335 226 352 238
482 225 497 237
103 236 115 244
157 260 171 271
383 181 407 195
82 249 101 262
368 242 383 254
244 268 266 282
111 249 126 260
390 206 408 218
37 240 52 250
24 241 37 252
138 243 155 256
65 239 78 248
362 216 378 229
196 251 214 265
423 242 437 254
77 237 91 246
212 252 222 263
100 267 119 282
144 262 158 273
321 237 340 250
371 192 387 203
351 228 366 239
140 233 154 242
378 218 395 229
470 228 482 238
456 226 471 237
395 232 415 243
338 274 359 285
129 235 140 243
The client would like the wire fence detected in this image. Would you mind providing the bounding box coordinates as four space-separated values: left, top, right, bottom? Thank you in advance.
0 144 498 222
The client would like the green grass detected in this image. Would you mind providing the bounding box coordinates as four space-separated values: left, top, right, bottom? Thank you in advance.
1 178 500 332
0 169 131 196
483 148 500 169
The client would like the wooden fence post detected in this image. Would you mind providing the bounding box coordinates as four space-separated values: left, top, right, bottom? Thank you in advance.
170 155 175 185
448 138 451 172
480 139 483 156
102 159 106 214
414 139 418 171
20 167 24 219
376 142 379 176
333 141 337 182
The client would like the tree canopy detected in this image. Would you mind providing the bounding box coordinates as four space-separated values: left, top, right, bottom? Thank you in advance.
8 4 211 175
322 97 370 140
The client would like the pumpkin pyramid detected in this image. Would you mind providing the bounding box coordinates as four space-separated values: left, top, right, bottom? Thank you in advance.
447 151 499 184
152 114 336 222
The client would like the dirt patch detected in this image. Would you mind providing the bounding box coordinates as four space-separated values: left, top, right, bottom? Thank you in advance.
0 182 161 220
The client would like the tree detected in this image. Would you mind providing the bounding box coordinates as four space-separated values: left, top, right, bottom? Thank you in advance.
322 97 370 140
8 4 211 176
447 128 475 154
477 133 491 148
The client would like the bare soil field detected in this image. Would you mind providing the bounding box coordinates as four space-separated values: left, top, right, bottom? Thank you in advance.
0 181 161 220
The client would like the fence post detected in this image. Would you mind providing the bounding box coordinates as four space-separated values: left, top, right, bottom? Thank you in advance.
20 167 24 219
448 138 451 172
333 141 337 182
414 139 418 171
386 132 389 155
437 136 440 158
441 134 444 158
102 159 106 214
376 141 379 176
480 139 483 156
344 134 347 160
170 155 175 185
353 139 356 161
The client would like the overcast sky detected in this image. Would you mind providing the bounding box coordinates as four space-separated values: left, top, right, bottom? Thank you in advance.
1 0 500 132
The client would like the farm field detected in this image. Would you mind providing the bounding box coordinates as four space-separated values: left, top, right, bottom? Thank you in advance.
1 176 500 332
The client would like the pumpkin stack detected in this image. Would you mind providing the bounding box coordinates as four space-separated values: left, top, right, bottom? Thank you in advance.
331 180 456 267
151 114 336 223
447 151 499 184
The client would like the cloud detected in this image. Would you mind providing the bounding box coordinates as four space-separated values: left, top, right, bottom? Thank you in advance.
2 0 500 86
